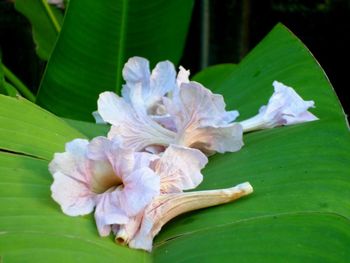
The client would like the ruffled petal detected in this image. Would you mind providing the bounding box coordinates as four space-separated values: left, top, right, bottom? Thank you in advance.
240 81 318 132
49 139 95 216
94 189 130 236
51 171 95 216
270 80 318 125
164 82 242 153
119 167 160 217
181 123 244 155
98 91 176 151
155 145 207 193
122 57 150 87
148 61 176 109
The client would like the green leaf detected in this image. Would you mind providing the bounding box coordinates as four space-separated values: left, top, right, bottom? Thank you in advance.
0 95 84 160
15 0 64 60
153 23 350 261
0 152 151 263
62 118 109 139
36 0 194 121
0 24 349 262
192 63 237 89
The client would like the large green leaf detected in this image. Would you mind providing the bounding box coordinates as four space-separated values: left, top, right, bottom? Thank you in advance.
15 0 64 60
0 152 150 263
0 24 349 262
36 0 194 121
153 24 350 261
0 95 84 159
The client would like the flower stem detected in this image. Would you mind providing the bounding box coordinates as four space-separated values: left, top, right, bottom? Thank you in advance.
41 0 61 33
1 64 36 102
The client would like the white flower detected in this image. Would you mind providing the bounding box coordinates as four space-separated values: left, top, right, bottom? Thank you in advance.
163 81 243 155
128 182 253 251
96 57 243 155
49 137 160 236
114 144 208 244
240 81 318 132
122 57 176 115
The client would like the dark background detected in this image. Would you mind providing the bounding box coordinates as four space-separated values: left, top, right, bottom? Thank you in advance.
1 0 349 117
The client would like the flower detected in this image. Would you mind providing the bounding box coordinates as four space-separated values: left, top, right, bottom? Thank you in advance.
114 144 208 244
239 81 318 132
49 137 160 236
163 81 243 155
96 57 243 155
127 182 253 251
121 57 176 115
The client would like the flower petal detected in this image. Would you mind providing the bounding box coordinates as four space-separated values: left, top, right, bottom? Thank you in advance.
119 167 160 217
94 189 130 236
176 66 190 87
122 57 150 86
98 91 176 151
51 171 95 216
164 82 242 153
49 139 95 216
240 81 318 132
155 145 208 193
148 61 176 107
270 80 318 125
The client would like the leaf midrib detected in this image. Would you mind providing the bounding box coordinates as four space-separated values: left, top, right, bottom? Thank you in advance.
115 0 128 93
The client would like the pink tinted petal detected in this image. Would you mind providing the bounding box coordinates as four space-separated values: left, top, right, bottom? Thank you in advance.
89 136 135 177
169 82 236 127
119 167 160 217
156 145 207 193
49 139 90 185
183 123 244 155
151 114 177 132
150 61 176 100
87 136 111 161
133 152 160 170
98 92 176 151
94 190 130 237
115 213 144 245
128 215 154 252
51 171 95 216
164 82 242 153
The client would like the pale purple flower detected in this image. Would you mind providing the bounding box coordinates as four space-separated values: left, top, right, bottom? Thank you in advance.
121 57 176 115
49 137 160 236
163 81 243 155
240 81 318 132
114 144 208 245
96 57 243 155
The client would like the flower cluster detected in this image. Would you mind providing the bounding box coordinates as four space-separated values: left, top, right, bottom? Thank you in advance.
49 57 318 251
